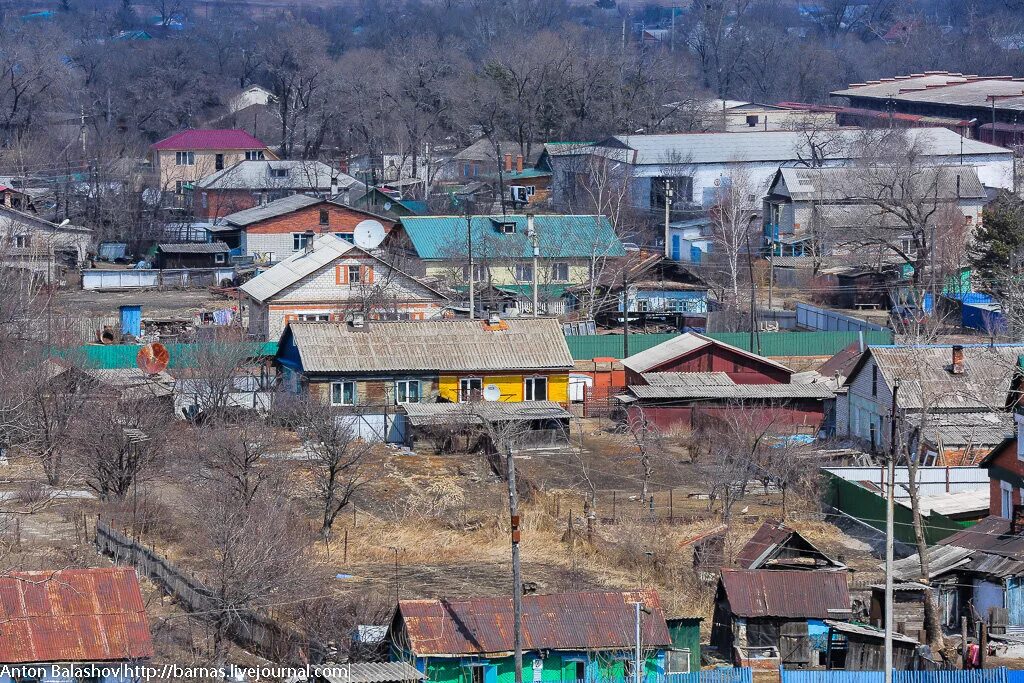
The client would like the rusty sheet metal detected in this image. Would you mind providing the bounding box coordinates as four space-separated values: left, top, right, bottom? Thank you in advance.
398 590 671 656
720 569 850 619
0 567 154 663
734 521 794 569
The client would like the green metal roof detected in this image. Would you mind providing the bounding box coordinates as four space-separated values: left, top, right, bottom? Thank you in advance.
58 342 278 369
566 330 893 361
504 168 552 180
397 214 625 261
493 284 570 298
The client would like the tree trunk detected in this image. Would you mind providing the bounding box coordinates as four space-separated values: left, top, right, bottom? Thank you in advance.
908 462 945 652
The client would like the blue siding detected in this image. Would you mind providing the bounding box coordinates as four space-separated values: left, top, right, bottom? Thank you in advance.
1008 577 1024 627
671 235 681 261
119 305 142 337
667 668 752 683
782 669 1009 683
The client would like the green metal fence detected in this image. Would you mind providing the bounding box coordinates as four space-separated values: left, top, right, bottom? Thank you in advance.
565 331 894 361
58 342 279 370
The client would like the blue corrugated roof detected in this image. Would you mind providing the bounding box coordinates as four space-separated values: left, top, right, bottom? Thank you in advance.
397 214 625 260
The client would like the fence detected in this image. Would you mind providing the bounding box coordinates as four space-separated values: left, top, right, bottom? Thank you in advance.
82 267 237 291
666 668 752 683
781 668 1009 683
823 466 990 499
796 303 888 333
95 518 317 663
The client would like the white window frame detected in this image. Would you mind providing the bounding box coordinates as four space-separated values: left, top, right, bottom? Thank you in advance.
464 264 488 283
550 262 569 282
347 264 362 284
175 151 195 166
395 379 421 404
460 377 483 402
13 234 30 249
665 649 691 675
298 313 330 322
292 233 310 251
330 381 356 406
214 252 226 264
514 263 533 281
245 150 265 161
524 376 548 401
1002 480 1014 519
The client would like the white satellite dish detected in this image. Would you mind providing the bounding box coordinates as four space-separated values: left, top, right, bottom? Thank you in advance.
353 219 387 249
383 201 393 210
482 384 501 402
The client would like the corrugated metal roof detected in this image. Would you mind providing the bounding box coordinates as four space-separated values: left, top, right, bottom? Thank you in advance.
868 344 1024 411
919 411 1014 447
397 590 671 656
719 569 851 619
904 488 990 517
240 233 356 302
0 567 153 663
151 128 268 151
775 166 985 202
318 662 424 683
222 194 323 226
627 382 834 400
641 372 734 387
824 619 920 644
939 516 1024 560
286 318 574 374
196 160 359 191
403 400 570 426
157 241 229 254
600 128 1008 166
891 545 974 581
396 214 625 260
621 332 793 375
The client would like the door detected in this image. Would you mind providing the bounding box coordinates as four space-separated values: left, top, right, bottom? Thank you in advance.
215 153 224 170
974 579 1005 623
779 620 810 665
671 234 681 261
569 374 593 403
1008 578 1024 628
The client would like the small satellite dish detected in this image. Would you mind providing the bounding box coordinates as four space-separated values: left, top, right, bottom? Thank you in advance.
483 384 501 402
383 201 393 211
136 342 169 375
353 219 386 249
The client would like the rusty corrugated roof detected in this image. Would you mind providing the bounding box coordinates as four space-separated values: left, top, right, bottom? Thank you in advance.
0 567 154 663
397 590 671 656
719 569 851 619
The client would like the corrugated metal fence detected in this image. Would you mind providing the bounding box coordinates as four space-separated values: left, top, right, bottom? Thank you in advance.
58 341 279 369
666 668 752 683
797 303 889 333
565 331 893 361
781 668 1009 683
824 466 990 498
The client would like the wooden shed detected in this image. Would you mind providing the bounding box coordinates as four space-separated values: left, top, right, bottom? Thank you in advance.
824 619 921 670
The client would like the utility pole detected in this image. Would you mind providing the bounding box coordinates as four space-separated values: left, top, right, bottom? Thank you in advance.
622 271 630 358
529 213 539 317
663 179 674 258
768 239 775 311
634 601 643 683
744 222 760 355
466 209 475 320
669 6 675 52
507 442 523 683
884 380 900 683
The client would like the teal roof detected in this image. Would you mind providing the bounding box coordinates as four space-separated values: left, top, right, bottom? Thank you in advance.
493 284 570 298
505 168 552 180
398 214 625 260
58 342 278 369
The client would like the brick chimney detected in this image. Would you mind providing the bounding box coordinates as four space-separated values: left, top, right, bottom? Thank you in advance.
516 154 524 173
504 153 513 172
951 345 964 374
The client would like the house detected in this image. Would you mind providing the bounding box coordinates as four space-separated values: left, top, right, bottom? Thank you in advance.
840 343 1024 459
155 241 230 269
0 566 153 677
616 333 834 433
349 187 426 220
228 84 275 113
830 72 1024 146
711 569 852 668
0 184 35 212
446 138 542 184
546 128 1014 215
239 233 450 340
383 214 625 312
762 166 988 258
386 590 680 683
213 195 396 263
669 99 838 133
0 205 92 282
276 317 575 443
150 128 276 196
193 159 364 219
982 430 1023 518
735 520 846 571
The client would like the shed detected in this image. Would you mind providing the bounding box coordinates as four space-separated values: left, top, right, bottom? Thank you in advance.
155 241 230 269
666 617 703 673
313 662 425 683
824 620 921 670
735 520 846 571
868 582 929 641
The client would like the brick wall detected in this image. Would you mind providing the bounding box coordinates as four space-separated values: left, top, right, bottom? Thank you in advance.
245 203 395 260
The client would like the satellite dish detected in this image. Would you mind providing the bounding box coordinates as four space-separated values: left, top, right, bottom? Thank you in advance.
136 342 169 375
483 384 501 402
383 201 393 210
353 219 386 249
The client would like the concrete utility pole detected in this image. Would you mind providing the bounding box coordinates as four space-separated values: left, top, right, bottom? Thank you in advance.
529 214 539 317
635 601 643 683
884 379 900 683
466 210 475 320
507 443 523 683
663 179 674 258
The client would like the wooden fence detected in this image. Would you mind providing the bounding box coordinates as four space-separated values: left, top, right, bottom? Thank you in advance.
95 518 318 663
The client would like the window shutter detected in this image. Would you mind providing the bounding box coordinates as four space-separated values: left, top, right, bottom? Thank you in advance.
336 264 348 284
362 265 374 284
284 314 296 324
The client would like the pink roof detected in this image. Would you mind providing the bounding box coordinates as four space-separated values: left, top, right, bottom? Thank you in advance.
152 128 268 151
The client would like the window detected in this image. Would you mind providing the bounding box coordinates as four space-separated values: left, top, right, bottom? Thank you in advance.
175 151 195 166
13 234 30 249
1002 481 1014 519
515 263 534 281
201 192 208 209
622 661 634 681
175 181 184 194
464 264 488 282
293 233 311 251
331 381 356 406
460 377 483 402
550 262 569 281
651 175 694 209
245 150 265 161
336 232 354 242
319 209 330 226
666 650 691 675
498 222 516 234
471 668 484 683
871 366 878 396
214 252 226 264
215 153 224 171
636 299 650 313
299 313 330 322
525 376 547 401
462 163 472 177
395 380 420 404
746 115 759 127
347 265 361 284
270 168 289 179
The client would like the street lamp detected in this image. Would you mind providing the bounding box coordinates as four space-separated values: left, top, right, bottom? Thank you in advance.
634 601 652 683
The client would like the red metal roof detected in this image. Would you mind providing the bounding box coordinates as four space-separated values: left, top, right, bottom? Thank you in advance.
719 569 850 619
151 128 268 151
0 567 154 663
397 590 671 656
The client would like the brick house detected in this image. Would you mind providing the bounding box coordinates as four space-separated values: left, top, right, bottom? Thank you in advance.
214 194 396 263
239 233 449 340
150 128 276 196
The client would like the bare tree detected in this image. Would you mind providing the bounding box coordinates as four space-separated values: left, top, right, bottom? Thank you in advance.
707 166 759 310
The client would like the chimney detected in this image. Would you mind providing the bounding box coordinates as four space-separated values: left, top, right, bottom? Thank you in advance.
351 311 366 329
303 230 316 254
951 345 964 374
516 154 524 173
330 175 339 196
488 310 501 326
504 153 513 173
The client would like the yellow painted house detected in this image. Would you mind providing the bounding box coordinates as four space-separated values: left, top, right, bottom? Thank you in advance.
278 317 574 442
150 128 277 195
